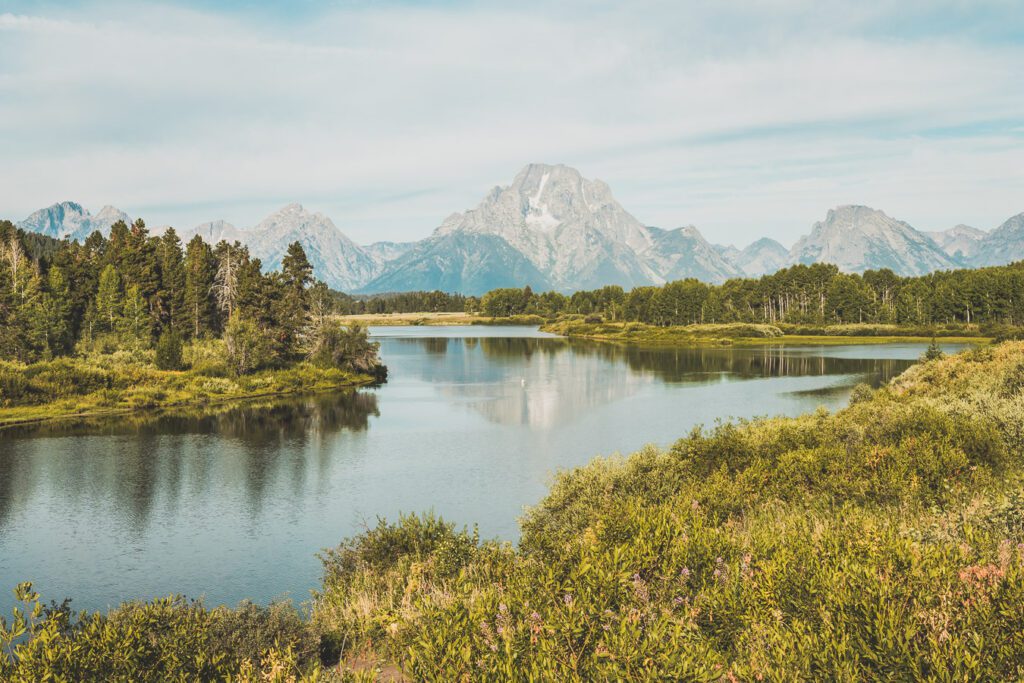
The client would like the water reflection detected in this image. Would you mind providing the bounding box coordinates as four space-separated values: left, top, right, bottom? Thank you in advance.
385 336 916 428
0 392 379 531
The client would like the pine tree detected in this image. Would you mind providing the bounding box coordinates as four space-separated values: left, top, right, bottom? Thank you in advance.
184 236 216 339
158 228 187 334
95 265 123 334
41 265 72 355
279 242 313 357
119 284 151 346
281 241 313 293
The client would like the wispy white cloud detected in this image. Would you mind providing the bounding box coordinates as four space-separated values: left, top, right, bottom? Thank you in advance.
1 0 1022 246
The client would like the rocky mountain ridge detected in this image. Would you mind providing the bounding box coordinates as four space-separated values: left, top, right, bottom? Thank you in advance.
13 166 1023 294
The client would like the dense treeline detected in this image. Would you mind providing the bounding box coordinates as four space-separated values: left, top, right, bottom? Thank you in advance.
0 219 380 378
331 289 476 315
474 262 1024 327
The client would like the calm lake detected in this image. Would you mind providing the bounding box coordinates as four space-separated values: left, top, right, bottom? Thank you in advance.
0 327 968 616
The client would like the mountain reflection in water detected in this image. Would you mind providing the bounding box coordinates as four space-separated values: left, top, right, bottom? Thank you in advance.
386 336 914 428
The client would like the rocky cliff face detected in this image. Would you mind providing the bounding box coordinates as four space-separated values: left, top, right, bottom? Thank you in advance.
17 201 131 241
726 237 790 277
358 231 551 295
363 241 416 268
430 164 661 290
790 205 956 275
185 219 247 245
244 204 379 292
970 213 1024 268
926 224 987 264
642 226 742 283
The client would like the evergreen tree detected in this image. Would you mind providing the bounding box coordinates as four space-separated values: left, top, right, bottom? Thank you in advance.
158 228 187 334
279 242 313 356
281 241 313 294
119 284 151 346
155 329 184 370
184 236 216 339
41 266 72 355
94 265 123 334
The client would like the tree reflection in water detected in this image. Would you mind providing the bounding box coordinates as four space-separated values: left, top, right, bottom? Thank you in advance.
0 391 379 530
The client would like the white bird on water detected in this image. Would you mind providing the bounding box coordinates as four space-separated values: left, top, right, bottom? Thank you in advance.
521 378 526 387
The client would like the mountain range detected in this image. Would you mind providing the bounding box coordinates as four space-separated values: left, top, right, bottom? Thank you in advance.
12 164 1024 294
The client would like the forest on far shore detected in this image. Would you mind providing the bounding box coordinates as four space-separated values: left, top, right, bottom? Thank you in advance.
336 261 1024 332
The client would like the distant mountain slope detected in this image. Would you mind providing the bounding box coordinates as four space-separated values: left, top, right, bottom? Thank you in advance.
15 190 1018 293
363 240 416 267
358 231 551 295
430 163 661 290
790 205 956 275
926 224 987 264
729 237 790 277
184 219 247 245
970 213 1024 268
244 204 378 292
17 201 131 241
643 226 742 283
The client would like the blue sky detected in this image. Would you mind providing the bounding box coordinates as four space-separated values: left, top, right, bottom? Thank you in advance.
1 0 1022 246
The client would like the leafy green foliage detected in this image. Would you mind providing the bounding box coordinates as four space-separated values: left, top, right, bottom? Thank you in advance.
223 314 275 376
0 584 322 681
154 329 184 370
307 321 386 381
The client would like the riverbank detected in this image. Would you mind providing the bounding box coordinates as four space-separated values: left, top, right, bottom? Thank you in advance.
540 319 990 346
0 352 377 429
340 312 545 326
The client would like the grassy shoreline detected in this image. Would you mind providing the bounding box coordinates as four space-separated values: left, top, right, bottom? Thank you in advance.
0 354 376 429
343 311 992 346
339 312 545 326
540 319 990 346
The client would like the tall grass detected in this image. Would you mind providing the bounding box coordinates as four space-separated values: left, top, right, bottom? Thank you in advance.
0 341 373 427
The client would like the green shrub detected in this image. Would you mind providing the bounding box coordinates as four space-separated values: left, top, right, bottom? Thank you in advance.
0 365 28 404
0 583 323 681
307 321 386 381
223 314 275 376
154 330 184 370
208 600 317 670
